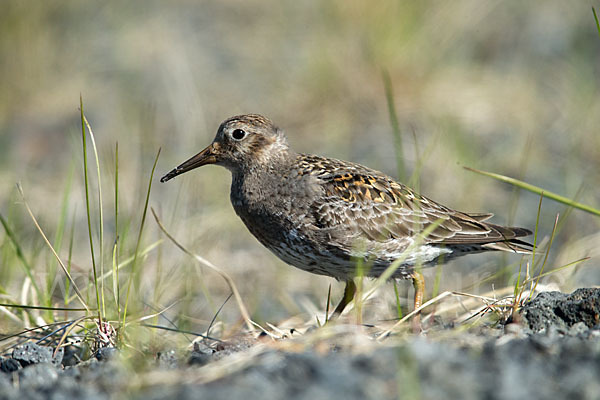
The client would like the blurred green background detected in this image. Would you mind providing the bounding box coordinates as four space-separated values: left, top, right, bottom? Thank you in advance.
1 1 599 332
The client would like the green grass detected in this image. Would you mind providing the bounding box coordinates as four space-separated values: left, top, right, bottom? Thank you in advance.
0 99 169 358
80 96 103 324
383 69 406 183
593 7 600 38
122 147 160 337
465 167 600 218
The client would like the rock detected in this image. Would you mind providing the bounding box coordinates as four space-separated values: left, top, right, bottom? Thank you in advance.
95 347 118 362
157 350 179 369
17 363 59 388
12 342 63 367
61 345 81 367
188 342 214 366
520 288 600 334
188 351 212 366
0 357 21 373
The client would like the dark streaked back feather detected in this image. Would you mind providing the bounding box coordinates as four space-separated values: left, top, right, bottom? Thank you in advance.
295 154 531 249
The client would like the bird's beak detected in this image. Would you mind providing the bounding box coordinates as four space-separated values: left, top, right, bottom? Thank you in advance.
160 143 219 183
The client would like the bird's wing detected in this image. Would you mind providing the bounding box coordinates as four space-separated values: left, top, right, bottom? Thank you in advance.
297 155 530 246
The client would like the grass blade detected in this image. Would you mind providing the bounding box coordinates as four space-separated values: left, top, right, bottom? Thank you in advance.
151 207 255 332
392 280 403 319
16 184 90 314
0 213 42 299
325 284 332 323
47 163 74 310
64 207 77 307
206 292 233 338
522 257 590 285
0 303 90 311
82 114 105 319
382 69 406 182
115 142 119 242
593 7 600 38
65 240 162 304
122 148 161 330
111 239 120 320
80 95 102 323
530 214 559 297
140 324 224 342
113 142 120 318
464 166 600 217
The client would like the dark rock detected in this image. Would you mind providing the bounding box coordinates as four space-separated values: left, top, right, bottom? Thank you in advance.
61 345 81 367
0 357 21 373
95 347 118 362
188 341 214 366
188 351 212 366
520 288 600 334
12 342 63 367
52 346 64 366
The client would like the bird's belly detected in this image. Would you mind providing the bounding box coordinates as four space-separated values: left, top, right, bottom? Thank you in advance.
234 209 352 278
266 238 453 281
236 206 454 280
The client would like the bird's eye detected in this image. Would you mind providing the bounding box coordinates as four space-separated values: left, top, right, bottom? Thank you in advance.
231 129 247 140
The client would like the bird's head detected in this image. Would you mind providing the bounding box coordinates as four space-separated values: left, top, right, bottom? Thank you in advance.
161 114 290 182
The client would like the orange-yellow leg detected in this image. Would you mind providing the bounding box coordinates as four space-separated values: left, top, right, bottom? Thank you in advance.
332 280 357 317
411 271 425 333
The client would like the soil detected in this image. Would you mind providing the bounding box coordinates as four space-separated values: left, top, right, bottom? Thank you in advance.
2 288 600 400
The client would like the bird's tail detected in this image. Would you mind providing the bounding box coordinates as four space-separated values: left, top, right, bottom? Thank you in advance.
482 238 535 254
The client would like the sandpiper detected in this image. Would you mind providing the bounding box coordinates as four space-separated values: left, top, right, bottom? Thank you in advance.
161 114 531 321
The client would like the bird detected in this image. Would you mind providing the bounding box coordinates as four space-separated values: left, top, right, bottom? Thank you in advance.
161 114 532 324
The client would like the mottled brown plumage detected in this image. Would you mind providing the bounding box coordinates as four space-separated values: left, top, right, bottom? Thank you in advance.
161 114 532 318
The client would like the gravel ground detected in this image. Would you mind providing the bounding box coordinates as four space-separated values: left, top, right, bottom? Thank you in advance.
1 288 600 400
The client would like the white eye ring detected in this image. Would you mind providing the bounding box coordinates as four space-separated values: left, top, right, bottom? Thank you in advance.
231 129 247 140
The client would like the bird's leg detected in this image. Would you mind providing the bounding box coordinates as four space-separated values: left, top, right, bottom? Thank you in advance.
331 280 357 317
411 271 425 333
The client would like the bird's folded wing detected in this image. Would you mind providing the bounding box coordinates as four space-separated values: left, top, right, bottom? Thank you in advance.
298 155 530 246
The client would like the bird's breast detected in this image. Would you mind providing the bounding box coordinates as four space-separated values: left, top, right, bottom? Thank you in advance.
229 171 322 250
